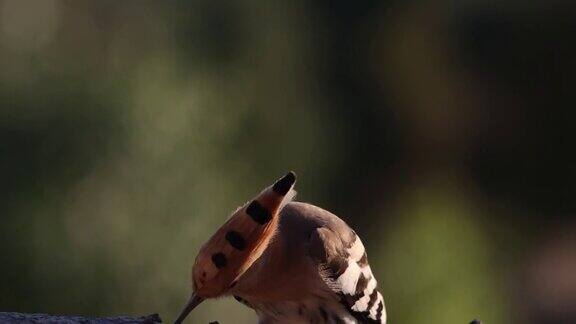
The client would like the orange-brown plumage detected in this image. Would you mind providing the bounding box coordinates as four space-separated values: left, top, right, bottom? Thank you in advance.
192 173 294 296
175 172 296 323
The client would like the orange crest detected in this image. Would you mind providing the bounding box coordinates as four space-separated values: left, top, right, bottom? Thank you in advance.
191 172 296 297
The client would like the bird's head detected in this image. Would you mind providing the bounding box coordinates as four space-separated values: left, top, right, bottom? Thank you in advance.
174 171 297 323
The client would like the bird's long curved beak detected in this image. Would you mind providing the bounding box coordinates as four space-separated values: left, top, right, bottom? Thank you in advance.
174 292 204 324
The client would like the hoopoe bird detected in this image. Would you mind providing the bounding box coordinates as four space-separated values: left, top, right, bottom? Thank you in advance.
175 172 387 324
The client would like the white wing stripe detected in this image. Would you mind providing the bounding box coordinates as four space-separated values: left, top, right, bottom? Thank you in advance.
337 261 361 295
347 236 365 261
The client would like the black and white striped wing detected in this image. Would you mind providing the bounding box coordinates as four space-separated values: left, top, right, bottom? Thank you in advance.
309 226 386 324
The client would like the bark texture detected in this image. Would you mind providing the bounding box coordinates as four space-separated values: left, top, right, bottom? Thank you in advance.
0 312 162 323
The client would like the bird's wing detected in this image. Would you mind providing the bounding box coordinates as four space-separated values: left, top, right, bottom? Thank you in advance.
308 223 386 324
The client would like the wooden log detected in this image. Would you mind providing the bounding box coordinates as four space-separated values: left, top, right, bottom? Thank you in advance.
0 312 162 323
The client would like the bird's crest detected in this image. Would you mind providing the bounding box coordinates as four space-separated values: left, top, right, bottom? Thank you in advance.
191 171 296 297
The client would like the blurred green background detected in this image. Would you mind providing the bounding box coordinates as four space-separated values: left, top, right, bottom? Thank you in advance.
1 1 576 323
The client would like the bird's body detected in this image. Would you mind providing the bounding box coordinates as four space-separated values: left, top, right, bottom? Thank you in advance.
233 202 386 324
175 173 386 324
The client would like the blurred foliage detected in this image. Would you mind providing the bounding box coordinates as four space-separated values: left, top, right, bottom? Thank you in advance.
1 1 575 323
